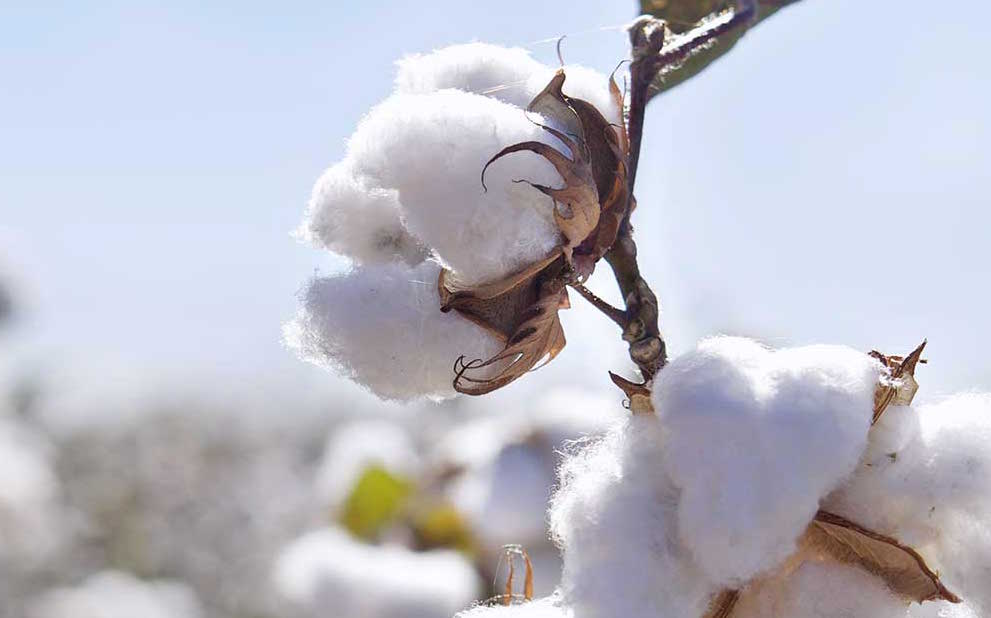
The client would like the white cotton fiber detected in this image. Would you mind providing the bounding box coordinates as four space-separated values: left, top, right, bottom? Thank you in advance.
296 160 426 265
396 42 546 108
652 337 881 585
348 89 564 285
395 43 621 125
273 527 480 618
825 393 991 615
28 571 203 618
315 418 421 511
0 418 60 561
284 260 502 401
456 595 571 618
732 561 912 618
549 416 720 618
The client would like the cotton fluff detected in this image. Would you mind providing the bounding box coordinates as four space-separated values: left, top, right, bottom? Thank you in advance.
394 43 622 126
296 160 426 265
273 527 480 618
824 393 991 615
732 561 918 618
652 337 881 585
455 595 571 618
0 418 60 561
28 571 204 618
315 418 421 510
348 89 564 285
284 260 503 401
549 415 720 618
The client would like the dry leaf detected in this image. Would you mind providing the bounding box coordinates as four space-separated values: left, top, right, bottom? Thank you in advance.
439 252 562 342
482 69 631 278
870 340 927 424
702 589 739 618
801 510 960 604
452 279 569 396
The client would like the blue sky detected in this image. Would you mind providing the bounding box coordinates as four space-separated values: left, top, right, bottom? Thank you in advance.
1 0 989 407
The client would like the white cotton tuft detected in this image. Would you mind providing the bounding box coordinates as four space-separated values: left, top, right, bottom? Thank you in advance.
273 527 480 618
549 416 720 618
284 260 502 401
652 336 881 585
456 595 572 618
732 561 912 618
395 42 546 108
28 571 204 618
314 418 421 511
296 160 426 265
348 89 563 285
0 418 60 561
825 393 991 615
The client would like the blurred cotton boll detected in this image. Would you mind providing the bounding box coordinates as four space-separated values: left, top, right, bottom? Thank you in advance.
285 261 503 401
28 570 203 618
0 417 61 562
314 417 421 511
273 526 481 618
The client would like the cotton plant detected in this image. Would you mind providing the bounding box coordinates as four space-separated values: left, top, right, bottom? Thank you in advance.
289 1 991 617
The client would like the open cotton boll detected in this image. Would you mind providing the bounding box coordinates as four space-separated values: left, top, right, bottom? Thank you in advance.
285 260 503 400
273 527 480 618
652 337 880 585
297 160 426 265
823 393 991 614
395 43 546 108
456 595 572 618
28 571 203 618
348 90 563 285
732 561 911 618
550 416 719 618
315 418 421 511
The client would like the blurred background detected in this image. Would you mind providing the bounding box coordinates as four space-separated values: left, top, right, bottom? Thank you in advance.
1 0 988 616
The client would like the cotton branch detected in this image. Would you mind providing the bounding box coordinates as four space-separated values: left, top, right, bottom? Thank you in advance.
599 3 767 404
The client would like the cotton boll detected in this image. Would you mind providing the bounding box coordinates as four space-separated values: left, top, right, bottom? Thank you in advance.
732 561 910 618
297 160 426 265
28 571 203 618
550 416 719 618
448 439 555 551
315 418 421 511
652 337 880 585
285 260 502 401
395 43 546 108
824 394 991 614
0 418 60 561
273 527 480 618
456 595 571 618
348 90 563 285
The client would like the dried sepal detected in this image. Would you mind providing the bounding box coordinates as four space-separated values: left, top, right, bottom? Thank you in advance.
800 510 961 604
453 279 569 396
482 69 632 279
439 252 562 342
702 589 739 618
870 340 927 424
488 544 535 607
608 371 654 414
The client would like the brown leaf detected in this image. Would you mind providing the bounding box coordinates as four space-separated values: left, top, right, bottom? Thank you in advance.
452 279 569 396
482 70 629 277
702 589 739 618
801 510 960 604
439 252 562 342
870 340 927 424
